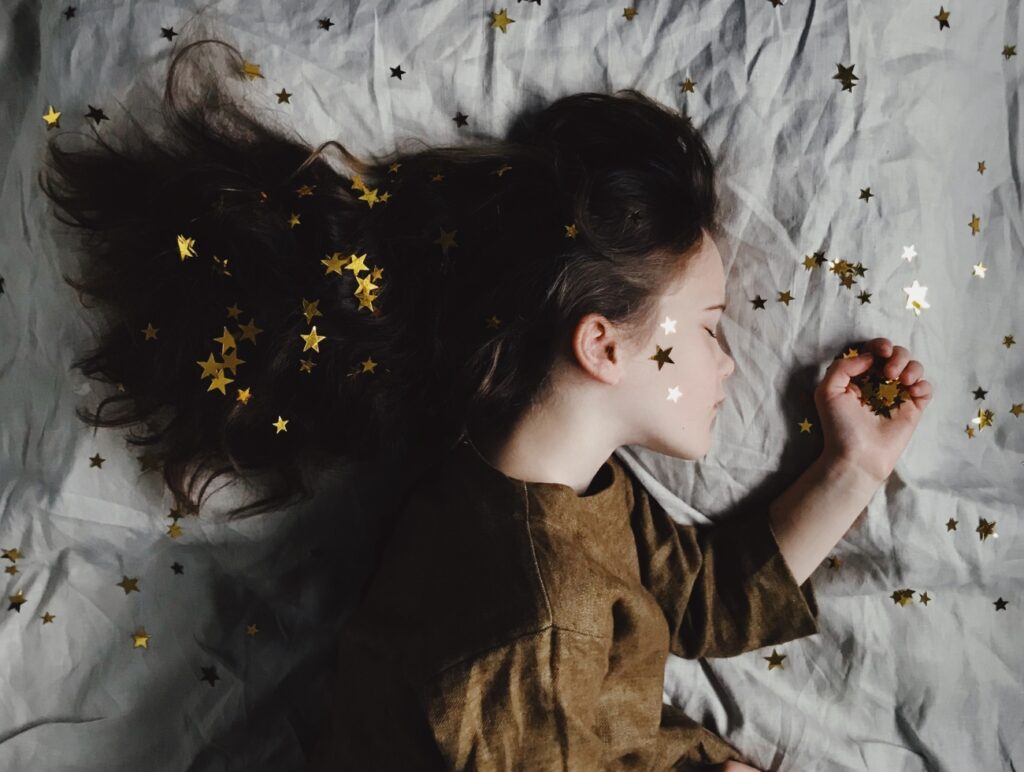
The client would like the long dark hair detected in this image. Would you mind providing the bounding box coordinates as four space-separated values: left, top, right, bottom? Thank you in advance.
37 32 722 521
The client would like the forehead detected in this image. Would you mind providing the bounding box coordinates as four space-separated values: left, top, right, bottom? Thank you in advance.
665 231 725 303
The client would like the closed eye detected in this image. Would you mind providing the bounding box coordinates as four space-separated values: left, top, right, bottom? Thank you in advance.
705 328 718 340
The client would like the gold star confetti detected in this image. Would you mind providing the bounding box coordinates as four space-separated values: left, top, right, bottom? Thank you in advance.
490 8 515 32
321 252 347 275
3 547 24 561
89 453 105 468
434 228 458 256
41 612 55 624
241 60 263 80
976 518 998 542
167 521 184 539
237 318 264 344
302 298 324 325
843 348 913 418
8 591 27 612
201 666 220 686
345 253 369 275
273 416 289 433
177 234 198 261
828 259 868 289
132 628 152 648
196 354 222 379
622 7 639 20
236 387 252 405
214 327 237 354
798 418 813 433
220 349 245 375
971 408 995 431
246 624 259 637
763 649 787 670
649 344 674 370
834 63 858 92
142 322 159 340
890 589 915 607
208 369 234 395
117 576 140 594
300 326 326 353
42 104 62 128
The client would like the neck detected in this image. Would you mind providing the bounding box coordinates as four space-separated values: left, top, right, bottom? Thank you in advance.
468 405 616 496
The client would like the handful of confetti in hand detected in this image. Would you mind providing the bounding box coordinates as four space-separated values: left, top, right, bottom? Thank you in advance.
848 352 915 418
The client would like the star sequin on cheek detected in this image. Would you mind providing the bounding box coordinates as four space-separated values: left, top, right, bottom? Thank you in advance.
666 386 683 402
649 344 674 370
659 315 677 334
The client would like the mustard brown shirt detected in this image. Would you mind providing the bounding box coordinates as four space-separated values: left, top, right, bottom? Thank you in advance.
307 438 820 770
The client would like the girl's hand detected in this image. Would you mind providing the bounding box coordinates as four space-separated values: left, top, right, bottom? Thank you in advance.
813 338 933 484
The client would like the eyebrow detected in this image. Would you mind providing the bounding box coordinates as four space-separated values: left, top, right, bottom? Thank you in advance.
704 303 727 311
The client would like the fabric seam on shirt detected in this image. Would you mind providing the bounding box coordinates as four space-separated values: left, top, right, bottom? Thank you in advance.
521 480 555 626
521 482 612 643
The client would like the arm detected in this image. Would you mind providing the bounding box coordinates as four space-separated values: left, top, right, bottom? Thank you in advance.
768 452 884 586
628 469 821 660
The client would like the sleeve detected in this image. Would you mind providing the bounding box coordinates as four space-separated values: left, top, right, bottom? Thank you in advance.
629 480 821 660
413 626 611 771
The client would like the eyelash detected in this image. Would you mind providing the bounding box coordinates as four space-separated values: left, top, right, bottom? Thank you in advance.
705 328 718 340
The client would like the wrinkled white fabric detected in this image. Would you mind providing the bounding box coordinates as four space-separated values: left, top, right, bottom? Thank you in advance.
0 1 1020 770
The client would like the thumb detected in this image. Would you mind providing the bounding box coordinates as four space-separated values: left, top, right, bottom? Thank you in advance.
820 352 874 397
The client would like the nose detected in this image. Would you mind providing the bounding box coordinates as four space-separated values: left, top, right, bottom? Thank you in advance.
722 352 735 379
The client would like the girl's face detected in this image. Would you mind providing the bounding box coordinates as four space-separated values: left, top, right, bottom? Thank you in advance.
613 230 735 460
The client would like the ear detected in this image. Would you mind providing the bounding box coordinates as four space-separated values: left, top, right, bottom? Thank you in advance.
571 313 625 385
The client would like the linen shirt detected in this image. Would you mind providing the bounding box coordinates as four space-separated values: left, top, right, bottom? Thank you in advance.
306 437 820 770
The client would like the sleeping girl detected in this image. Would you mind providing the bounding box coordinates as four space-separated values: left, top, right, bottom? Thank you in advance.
38 34 933 772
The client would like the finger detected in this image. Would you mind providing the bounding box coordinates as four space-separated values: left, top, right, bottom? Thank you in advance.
822 351 876 396
866 338 893 356
907 379 933 400
897 360 924 385
882 346 911 380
